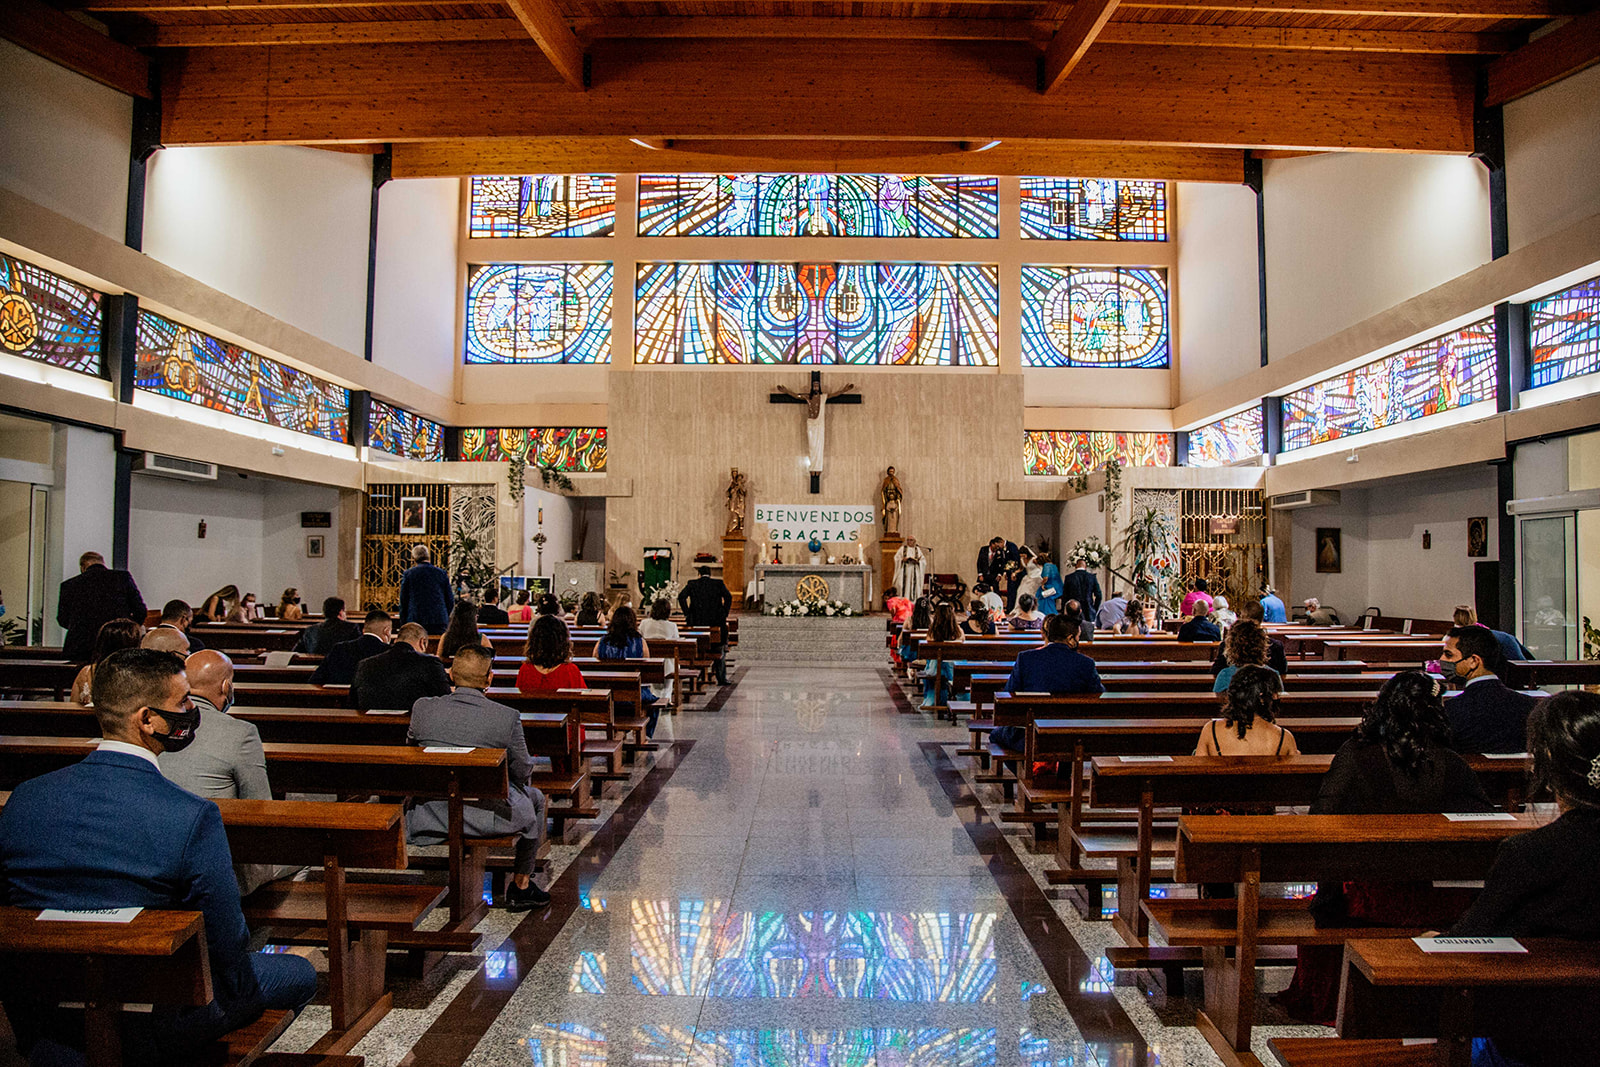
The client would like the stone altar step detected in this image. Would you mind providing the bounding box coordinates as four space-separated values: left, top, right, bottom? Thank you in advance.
733 614 889 666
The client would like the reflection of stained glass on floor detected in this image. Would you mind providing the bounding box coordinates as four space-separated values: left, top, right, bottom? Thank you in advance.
133 310 350 442
469 175 616 238
569 950 606 993
527 1022 608 1067
0 253 103 376
366 397 444 461
1529 274 1600 388
638 174 999 239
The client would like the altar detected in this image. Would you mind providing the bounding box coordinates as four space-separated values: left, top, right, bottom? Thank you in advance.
756 563 874 612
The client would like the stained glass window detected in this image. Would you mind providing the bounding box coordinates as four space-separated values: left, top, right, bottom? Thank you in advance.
1187 406 1265 467
1020 267 1169 368
1020 178 1167 241
1529 274 1600 388
1024 431 1174 476
367 398 444 461
468 175 616 238
134 311 350 443
635 262 999 366
1280 318 1497 452
464 263 612 364
637 174 999 238
459 427 606 472
0 253 103 376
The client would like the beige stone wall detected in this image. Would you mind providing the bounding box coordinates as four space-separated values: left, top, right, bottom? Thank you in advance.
605 371 1025 595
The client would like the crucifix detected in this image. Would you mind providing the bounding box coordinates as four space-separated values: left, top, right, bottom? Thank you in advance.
770 371 861 494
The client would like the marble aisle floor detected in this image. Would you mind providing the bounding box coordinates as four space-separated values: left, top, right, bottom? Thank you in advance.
433 666 1171 1067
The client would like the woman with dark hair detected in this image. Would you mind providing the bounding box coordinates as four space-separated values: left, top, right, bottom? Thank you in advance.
1008 593 1045 632
1196 665 1299 756
507 589 533 625
535 593 563 619
1115 599 1149 635
597 605 659 737
1445 690 1600 1066
921 602 964 710
516 615 587 692
962 605 996 637
437 599 489 661
574 592 606 628
1277 670 1495 1024
71 618 145 705
640 598 680 705
1212 620 1277 693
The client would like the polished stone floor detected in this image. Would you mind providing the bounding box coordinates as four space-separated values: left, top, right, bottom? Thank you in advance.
269 664 1328 1066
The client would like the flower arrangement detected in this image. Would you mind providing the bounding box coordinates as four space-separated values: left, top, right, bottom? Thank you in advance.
530 530 548 549
1120 505 1180 621
641 580 681 609
766 598 858 617
1070 537 1113 570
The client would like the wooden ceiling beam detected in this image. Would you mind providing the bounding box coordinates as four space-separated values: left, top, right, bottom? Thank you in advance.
504 0 587 90
1 0 152 97
125 19 530 47
1102 23 1515 52
574 17 1058 43
156 39 1477 153
1041 0 1123 93
71 0 1572 15
391 137 1250 182
1484 9 1600 105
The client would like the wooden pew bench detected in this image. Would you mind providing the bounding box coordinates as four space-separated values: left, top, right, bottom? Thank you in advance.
1154 813 1539 1067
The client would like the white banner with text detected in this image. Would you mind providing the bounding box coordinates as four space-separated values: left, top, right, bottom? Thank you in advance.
754 505 876 543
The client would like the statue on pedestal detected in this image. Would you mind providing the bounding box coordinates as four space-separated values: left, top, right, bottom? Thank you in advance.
880 465 903 537
725 468 748 536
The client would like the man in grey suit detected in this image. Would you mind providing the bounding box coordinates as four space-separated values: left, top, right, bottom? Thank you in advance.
406 645 551 910
161 649 284 895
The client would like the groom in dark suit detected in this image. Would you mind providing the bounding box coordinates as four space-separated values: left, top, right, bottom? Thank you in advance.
976 536 1021 610
1060 558 1103 620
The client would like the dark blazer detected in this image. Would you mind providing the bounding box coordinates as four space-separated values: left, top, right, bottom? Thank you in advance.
678 576 732 628
309 632 390 686
293 617 361 655
1059 567 1103 617
1311 739 1494 815
477 603 510 626
0 749 264 1053
1446 677 1542 755
1177 617 1221 643
1006 642 1105 696
56 564 147 662
1451 807 1600 938
976 542 1020 587
350 642 451 711
406 687 543 841
1212 637 1290 678
1490 628 1532 662
398 563 454 633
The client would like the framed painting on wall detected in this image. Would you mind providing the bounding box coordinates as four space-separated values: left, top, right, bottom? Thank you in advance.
1467 517 1489 557
306 535 325 559
399 497 427 534
1316 528 1342 574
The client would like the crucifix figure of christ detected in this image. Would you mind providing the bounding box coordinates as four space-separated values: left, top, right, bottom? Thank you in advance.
770 371 860 494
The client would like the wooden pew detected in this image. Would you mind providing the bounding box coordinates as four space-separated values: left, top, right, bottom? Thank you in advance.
187 628 304 653
1153 813 1540 1067
1324 640 1442 665
1503 659 1600 688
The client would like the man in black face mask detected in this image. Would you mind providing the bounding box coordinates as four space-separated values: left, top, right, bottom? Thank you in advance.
1439 624 1542 754
0 647 316 1064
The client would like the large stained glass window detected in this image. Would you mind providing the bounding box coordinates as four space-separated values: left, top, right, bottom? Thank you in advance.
1530 275 1600 388
1280 318 1497 452
1020 267 1168 368
134 311 349 443
468 175 615 238
1188 405 1264 467
635 262 999 366
460 427 606 472
637 174 999 238
1020 178 1167 241
367 399 444 462
1024 431 1174 476
464 263 612 364
0 253 103 376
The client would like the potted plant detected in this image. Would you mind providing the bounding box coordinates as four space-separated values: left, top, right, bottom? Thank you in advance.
1120 505 1180 622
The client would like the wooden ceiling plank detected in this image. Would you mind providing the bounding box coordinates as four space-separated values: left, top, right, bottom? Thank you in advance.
1041 0 1124 92
1484 8 1600 104
1 0 153 97
1100 22 1515 51
391 136 1252 181
127 18 530 46
69 0 1572 14
155 38 1478 153
573 16 1058 41
503 0 587 89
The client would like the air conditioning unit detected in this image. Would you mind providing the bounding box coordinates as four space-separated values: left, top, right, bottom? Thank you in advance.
1270 489 1341 510
132 452 218 481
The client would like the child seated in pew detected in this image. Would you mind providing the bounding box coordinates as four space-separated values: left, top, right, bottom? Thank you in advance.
516 616 587 692
596 605 659 739
1277 671 1495 1025
1195 665 1299 757
1445 689 1600 1067
1211 620 1282 695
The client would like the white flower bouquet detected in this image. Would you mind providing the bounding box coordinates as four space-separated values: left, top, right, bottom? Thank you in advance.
766 598 857 617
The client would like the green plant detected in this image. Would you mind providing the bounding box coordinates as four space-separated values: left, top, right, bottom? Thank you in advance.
0 614 31 646
1119 505 1179 620
1584 615 1599 661
507 453 526 502
538 466 575 492
559 590 580 611
1066 457 1122 514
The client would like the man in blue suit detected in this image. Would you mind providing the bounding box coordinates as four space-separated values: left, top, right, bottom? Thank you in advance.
0 648 316 1065
1440 624 1542 754
399 544 455 635
990 614 1105 749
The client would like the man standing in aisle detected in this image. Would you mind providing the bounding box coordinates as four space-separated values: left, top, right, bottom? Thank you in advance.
679 565 732 686
56 551 147 662
1060 557 1103 621
399 545 454 635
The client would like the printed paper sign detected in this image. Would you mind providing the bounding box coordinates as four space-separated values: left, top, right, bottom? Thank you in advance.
423 746 475 754
1414 937 1527 953
1483 753 1530 760
364 709 408 716
753 504 876 543
1119 756 1174 762
38 908 142 923
1443 813 1517 821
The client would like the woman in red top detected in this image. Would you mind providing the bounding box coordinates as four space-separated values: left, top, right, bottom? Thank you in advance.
516 615 588 692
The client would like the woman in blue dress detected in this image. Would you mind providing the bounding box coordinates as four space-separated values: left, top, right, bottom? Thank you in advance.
596 605 660 738
1036 551 1063 615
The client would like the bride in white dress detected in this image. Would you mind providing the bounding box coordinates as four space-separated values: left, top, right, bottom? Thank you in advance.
1013 546 1044 606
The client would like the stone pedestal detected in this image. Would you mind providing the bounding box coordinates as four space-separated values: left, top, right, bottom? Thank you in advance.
878 534 903 605
721 535 746 610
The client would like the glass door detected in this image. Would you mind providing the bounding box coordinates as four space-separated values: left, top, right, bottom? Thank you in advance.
1519 513 1577 660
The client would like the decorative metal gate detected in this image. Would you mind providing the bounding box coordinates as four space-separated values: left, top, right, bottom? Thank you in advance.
1179 489 1266 610
362 483 452 613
